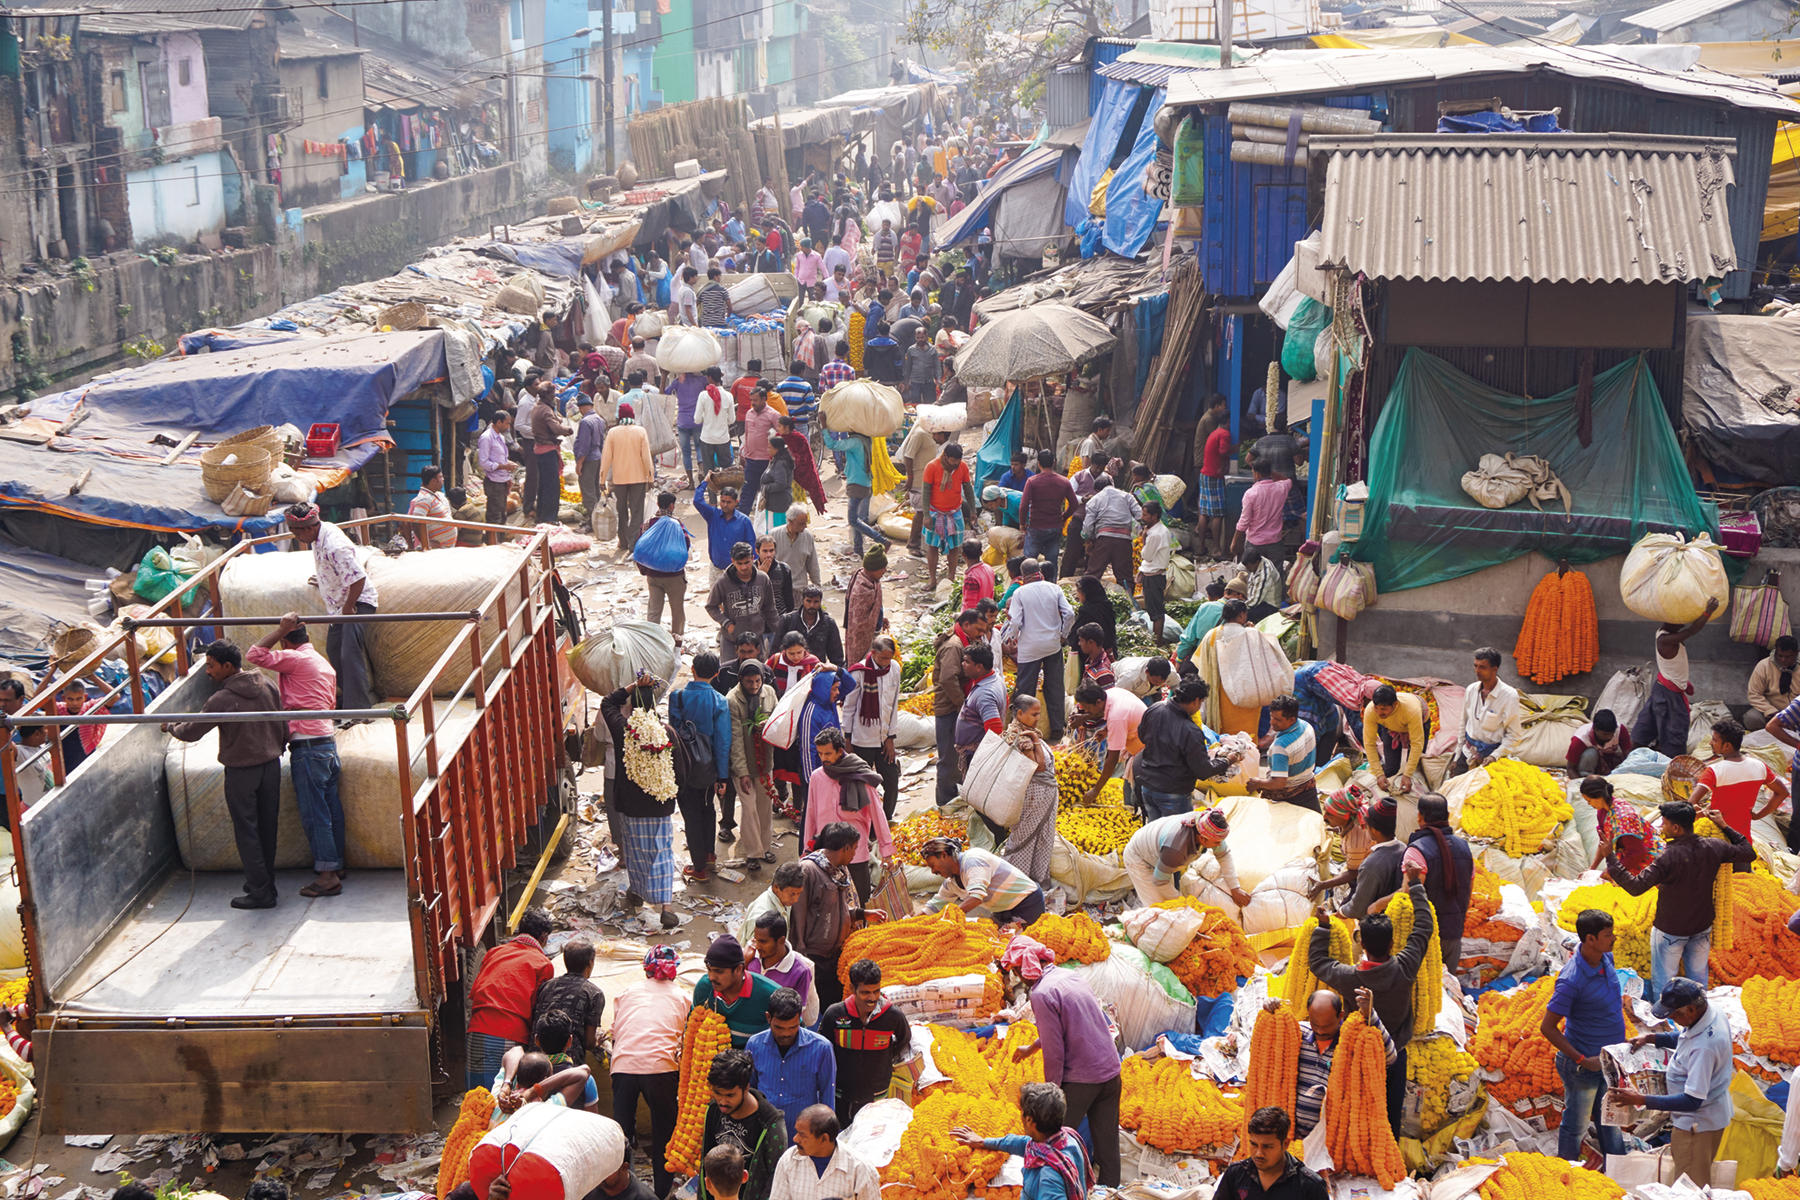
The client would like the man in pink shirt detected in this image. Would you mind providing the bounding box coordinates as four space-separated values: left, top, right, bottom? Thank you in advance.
740 386 781 506
1231 458 1291 560
247 612 345 899
1072 682 1146 805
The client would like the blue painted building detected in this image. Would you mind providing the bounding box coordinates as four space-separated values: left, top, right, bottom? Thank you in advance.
545 0 594 173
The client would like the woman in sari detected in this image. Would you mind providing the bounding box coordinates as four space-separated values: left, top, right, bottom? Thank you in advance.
767 632 821 820
1002 694 1059 889
782 418 829 514
1582 775 1659 877
1197 599 1262 737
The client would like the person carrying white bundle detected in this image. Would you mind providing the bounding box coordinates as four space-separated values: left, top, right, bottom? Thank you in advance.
1122 808 1249 909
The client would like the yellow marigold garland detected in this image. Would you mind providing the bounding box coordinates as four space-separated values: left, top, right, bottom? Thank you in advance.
1386 888 1444 1034
0 977 28 1009
1744 976 1800 1063
1120 1054 1244 1152
665 1007 733 1175
1155 897 1257 998
980 1021 1046 1102
892 808 969 867
1324 1014 1409 1188
1460 761 1572 856
1464 864 1503 929
1242 1003 1301 1138
881 1088 1023 1200
1744 1179 1800 1200
1025 912 1111 964
437 1087 496 1200
1554 883 1654 977
1279 913 1355 1006
1695 817 1737 955
1711 870 1800 985
1478 1153 1624 1200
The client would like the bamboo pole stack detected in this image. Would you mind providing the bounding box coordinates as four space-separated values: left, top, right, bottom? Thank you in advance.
626 97 759 208
1135 259 1208 471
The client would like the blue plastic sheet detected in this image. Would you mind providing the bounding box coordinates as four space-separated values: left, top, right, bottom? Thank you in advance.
479 238 589 279
0 441 287 534
1135 293 1170 398
32 329 447 452
1102 87 1168 259
976 388 1024 487
178 327 306 355
1065 79 1143 230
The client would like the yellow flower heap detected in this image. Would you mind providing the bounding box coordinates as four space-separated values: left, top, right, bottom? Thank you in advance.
1407 1037 1480 1133
1056 790 1139 855
1025 912 1111 964
1279 912 1355 1006
1324 1014 1409 1188
0 977 28 1009
837 906 1010 1015
1053 749 1102 807
1460 761 1571 856
1555 883 1654 976
1694 817 1737 955
1478 1153 1624 1200
1386 888 1444 1033
1743 976 1800 1063
666 1007 733 1174
1120 1054 1243 1152
1745 1180 1800 1200
1708 870 1800 985
883 1025 1038 1200
892 809 969 867
1155 897 1257 998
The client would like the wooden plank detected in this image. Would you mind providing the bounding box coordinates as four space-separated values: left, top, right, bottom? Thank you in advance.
40 1080 434 1135
36 1026 431 1088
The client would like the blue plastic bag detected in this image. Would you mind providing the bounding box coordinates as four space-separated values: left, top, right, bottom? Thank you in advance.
632 515 691 574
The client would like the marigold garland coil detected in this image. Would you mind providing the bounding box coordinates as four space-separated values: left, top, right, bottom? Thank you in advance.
1460 760 1572 857
1154 897 1257 998
1711 871 1800 985
1513 570 1598 685
0 977 28 1010
1554 883 1655 977
880 1088 1023 1200
1478 1153 1624 1200
1695 817 1738 955
1025 912 1111 964
1241 1003 1300 1138
1120 1053 1244 1152
1743 976 1800 1063
1324 1014 1409 1188
1386 888 1444 1034
1279 913 1355 1006
1744 1179 1800 1200
1468 977 1635 1106
836 906 1010 1017
437 1087 496 1199
665 1007 733 1175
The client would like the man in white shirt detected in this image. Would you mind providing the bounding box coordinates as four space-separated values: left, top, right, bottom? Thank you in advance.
1137 499 1173 645
674 266 699 325
840 636 901 821
284 502 381 710
822 241 851 280
1004 558 1076 740
1454 646 1523 775
768 1105 881 1200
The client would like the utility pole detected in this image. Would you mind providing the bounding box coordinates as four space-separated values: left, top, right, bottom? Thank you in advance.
603 0 616 171
1218 0 1233 68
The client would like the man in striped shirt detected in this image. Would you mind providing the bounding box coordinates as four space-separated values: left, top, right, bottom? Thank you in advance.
1247 694 1319 812
776 373 817 433
1264 986 1395 1138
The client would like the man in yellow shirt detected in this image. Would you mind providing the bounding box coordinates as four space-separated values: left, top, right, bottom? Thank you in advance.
1362 685 1429 794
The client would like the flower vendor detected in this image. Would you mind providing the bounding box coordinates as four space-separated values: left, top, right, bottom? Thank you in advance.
1123 806 1248 909
610 945 692 1198
920 838 1048 926
802 727 895 904
1690 717 1789 838
1002 935 1123 1186
1131 679 1238 824
601 674 681 930
769 1105 882 1200
1261 987 1394 1139
819 958 915 1124
1542 908 1628 1161
1405 793 1474 968
746 987 836 1142
1244 693 1320 813
1581 776 1659 876
1610 978 1735 1188
1452 647 1523 775
951 1082 1094 1200
695 934 783 1049
1361 684 1429 795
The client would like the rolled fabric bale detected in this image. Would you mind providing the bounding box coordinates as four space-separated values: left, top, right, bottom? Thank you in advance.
336 699 481 867
166 732 314 870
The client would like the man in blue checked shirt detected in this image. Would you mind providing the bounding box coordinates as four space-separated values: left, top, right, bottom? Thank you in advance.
1246 693 1318 813
745 986 835 1141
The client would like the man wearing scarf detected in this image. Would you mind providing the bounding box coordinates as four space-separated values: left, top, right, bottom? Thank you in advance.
801 727 894 903
1748 635 1799 731
840 636 901 821
1404 793 1473 969
1001 935 1122 1186
728 661 779 871
843 549 887 667
819 957 913 1124
952 1082 1094 1200
791 822 874 1011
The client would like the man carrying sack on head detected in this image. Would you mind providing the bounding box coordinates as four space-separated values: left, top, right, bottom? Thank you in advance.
284 502 379 712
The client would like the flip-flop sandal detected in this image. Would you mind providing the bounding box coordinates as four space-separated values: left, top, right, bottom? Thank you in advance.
300 882 343 898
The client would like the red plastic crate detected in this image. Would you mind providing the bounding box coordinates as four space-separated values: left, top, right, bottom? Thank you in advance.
305 422 341 458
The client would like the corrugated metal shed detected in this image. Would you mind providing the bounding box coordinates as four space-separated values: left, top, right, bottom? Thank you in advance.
1096 59 1207 87
1048 65 1092 128
1092 37 1137 113
1312 133 1739 282
1623 0 1749 32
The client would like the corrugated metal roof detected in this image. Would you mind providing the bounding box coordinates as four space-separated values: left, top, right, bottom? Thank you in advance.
1624 0 1749 32
1312 132 1739 282
1096 59 1205 86
1162 42 1800 117
81 0 270 32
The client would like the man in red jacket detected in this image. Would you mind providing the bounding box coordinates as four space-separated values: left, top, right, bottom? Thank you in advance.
466 907 555 1090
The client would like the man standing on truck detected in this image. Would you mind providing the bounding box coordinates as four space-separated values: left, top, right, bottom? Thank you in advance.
246 613 345 901
162 640 287 910
464 907 556 1091
283 502 379 712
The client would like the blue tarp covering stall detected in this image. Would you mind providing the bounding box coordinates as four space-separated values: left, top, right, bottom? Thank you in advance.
936 146 1064 248
477 238 589 280
1102 87 1166 258
1065 79 1167 259
32 329 449 454
0 441 287 535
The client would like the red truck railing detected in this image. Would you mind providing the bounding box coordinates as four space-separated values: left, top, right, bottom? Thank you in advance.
0 515 574 1015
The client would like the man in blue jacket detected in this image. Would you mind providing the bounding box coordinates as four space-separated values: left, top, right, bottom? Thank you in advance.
669 652 734 883
695 476 758 583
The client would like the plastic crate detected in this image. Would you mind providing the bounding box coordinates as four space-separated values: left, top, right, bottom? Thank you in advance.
305 422 341 458
623 189 665 205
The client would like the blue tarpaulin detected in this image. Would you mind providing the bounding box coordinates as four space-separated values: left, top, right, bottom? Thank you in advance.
1135 292 1170 398
478 238 589 279
32 329 448 453
1065 79 1144 230
177 327 307 355
0 441 286 534
1103 87 1167 258
976 387 1025 487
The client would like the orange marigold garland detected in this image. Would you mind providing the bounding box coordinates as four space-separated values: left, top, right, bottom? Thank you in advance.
1241 1003 1301 1140
837 905 1010 988
1709 871 1800 985
1154 897 1257 998
665 1007 733 1175
437 1087 496 1199
1514 569 1598 685
1468 977 1636 1107
1324 1014 1408 1188
1025 912 1111 964
1120 1053 1244 1152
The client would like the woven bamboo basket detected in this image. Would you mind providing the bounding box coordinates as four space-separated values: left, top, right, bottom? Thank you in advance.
218 425 286 461
379 302 428 331
200 444 272 502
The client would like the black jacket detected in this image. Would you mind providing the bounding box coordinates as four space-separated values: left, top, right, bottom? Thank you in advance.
700 1087 787 1200
778 609 845 667
1134 701 1232 796
1216 1155 1329 1200
765 558 794 617
600 687 677 818
1311 882 1434 1044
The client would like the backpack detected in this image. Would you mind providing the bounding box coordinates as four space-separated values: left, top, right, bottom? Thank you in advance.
670 696 718 789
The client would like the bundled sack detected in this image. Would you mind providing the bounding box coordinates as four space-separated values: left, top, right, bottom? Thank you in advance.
1239 861 1317 938
913 403 970 434
470 1105 625 1200
1216 624 1292 709
656 326 723 374
895 709 935 750
1459 453 1570 513
1515 693 1588 768
1317 559 1377 621
1619 532 1729 624
632 516 692 574
632 310 667 340
639 391 677 458
167 734 313 869
1122 905 1205 963
959 731 1037 828
1050 835 1134 903
1596 665 1653 731
567 620 680 698
1070 942 1195 1051
820 380 905 439
220 545 532 701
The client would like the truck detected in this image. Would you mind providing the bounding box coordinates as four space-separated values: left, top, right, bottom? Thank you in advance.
0 519 586 1133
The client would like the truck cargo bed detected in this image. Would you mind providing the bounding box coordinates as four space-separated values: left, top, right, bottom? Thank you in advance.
60 869 417 1019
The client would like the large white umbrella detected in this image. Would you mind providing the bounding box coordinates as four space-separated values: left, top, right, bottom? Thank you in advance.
953 304 1117 386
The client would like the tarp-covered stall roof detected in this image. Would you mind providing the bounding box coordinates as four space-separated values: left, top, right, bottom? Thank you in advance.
748 106 876 150
1681 312 1800 486
936 146 1064 247
1312 133 1741 283
0 536 101 661
1065 79 1168 259
33 329 448 453
0 441 287 536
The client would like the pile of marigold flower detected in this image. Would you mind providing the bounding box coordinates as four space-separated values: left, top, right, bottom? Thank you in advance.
1744 1179 1800 1200
1478 1153 1624 1200
1024 912 1111 964
1407 1035 1481 1134
1469 977 1631 1108
1386 888 1444 1033
1708 870 1800 985
1743 976 1800 1063
1241 1003 1300 1136
665 1007 733 1175
437 1087 496 1199
1279 913 1355 1006
838 906 1009 1013
1325 1014 1409 1188
1460 761 1572 856
1055 801 1139 856
880 1088 1023 1200
1053 750 1103 808
1555 883 1655 977
1155 897 1257 998
891 809 969 867
1120 1053 1243 1152
980 1021 1045 1102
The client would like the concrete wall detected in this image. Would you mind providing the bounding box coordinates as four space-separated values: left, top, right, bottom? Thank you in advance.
277 54 367 209
1321 546 1800 712
165 33 209 125
124 151 230 247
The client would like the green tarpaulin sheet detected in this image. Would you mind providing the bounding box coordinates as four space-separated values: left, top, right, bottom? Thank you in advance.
1354 348 1718 592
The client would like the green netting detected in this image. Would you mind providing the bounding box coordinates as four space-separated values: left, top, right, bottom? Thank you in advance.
1354 348 1719 593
